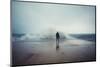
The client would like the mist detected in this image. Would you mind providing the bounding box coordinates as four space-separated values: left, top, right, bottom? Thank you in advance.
12 1 96 35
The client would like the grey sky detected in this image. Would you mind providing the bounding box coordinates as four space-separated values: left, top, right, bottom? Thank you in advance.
12 1 96 34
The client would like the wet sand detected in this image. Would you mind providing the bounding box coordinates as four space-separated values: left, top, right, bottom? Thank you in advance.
12 38 96 66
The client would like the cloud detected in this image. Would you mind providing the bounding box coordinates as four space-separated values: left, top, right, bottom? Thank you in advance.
12 1 96 34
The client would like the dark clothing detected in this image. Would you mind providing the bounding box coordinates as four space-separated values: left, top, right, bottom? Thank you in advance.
56 32 60 39
56 32 60 49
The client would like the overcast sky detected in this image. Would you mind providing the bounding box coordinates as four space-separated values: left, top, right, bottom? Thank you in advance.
12 1 96 34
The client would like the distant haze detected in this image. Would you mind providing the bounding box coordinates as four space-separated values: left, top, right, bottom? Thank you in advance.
12 1 96 34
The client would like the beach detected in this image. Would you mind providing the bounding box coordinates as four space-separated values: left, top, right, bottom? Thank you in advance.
12 36 96 66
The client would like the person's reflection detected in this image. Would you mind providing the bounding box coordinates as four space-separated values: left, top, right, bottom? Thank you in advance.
56 32 60 49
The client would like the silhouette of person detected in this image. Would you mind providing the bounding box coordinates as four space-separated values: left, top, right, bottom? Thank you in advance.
56 32 60 49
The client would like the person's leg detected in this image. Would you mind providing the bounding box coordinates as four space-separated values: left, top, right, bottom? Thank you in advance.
56 38 59 49
56 38 57 45
58 38 59 48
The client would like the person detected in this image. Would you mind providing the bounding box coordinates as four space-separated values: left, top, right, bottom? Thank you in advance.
56 32 60 49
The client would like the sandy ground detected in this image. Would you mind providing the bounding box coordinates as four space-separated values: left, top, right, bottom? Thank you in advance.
12 37 96 66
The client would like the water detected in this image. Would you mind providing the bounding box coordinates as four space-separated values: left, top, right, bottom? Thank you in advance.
12 34 96 66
